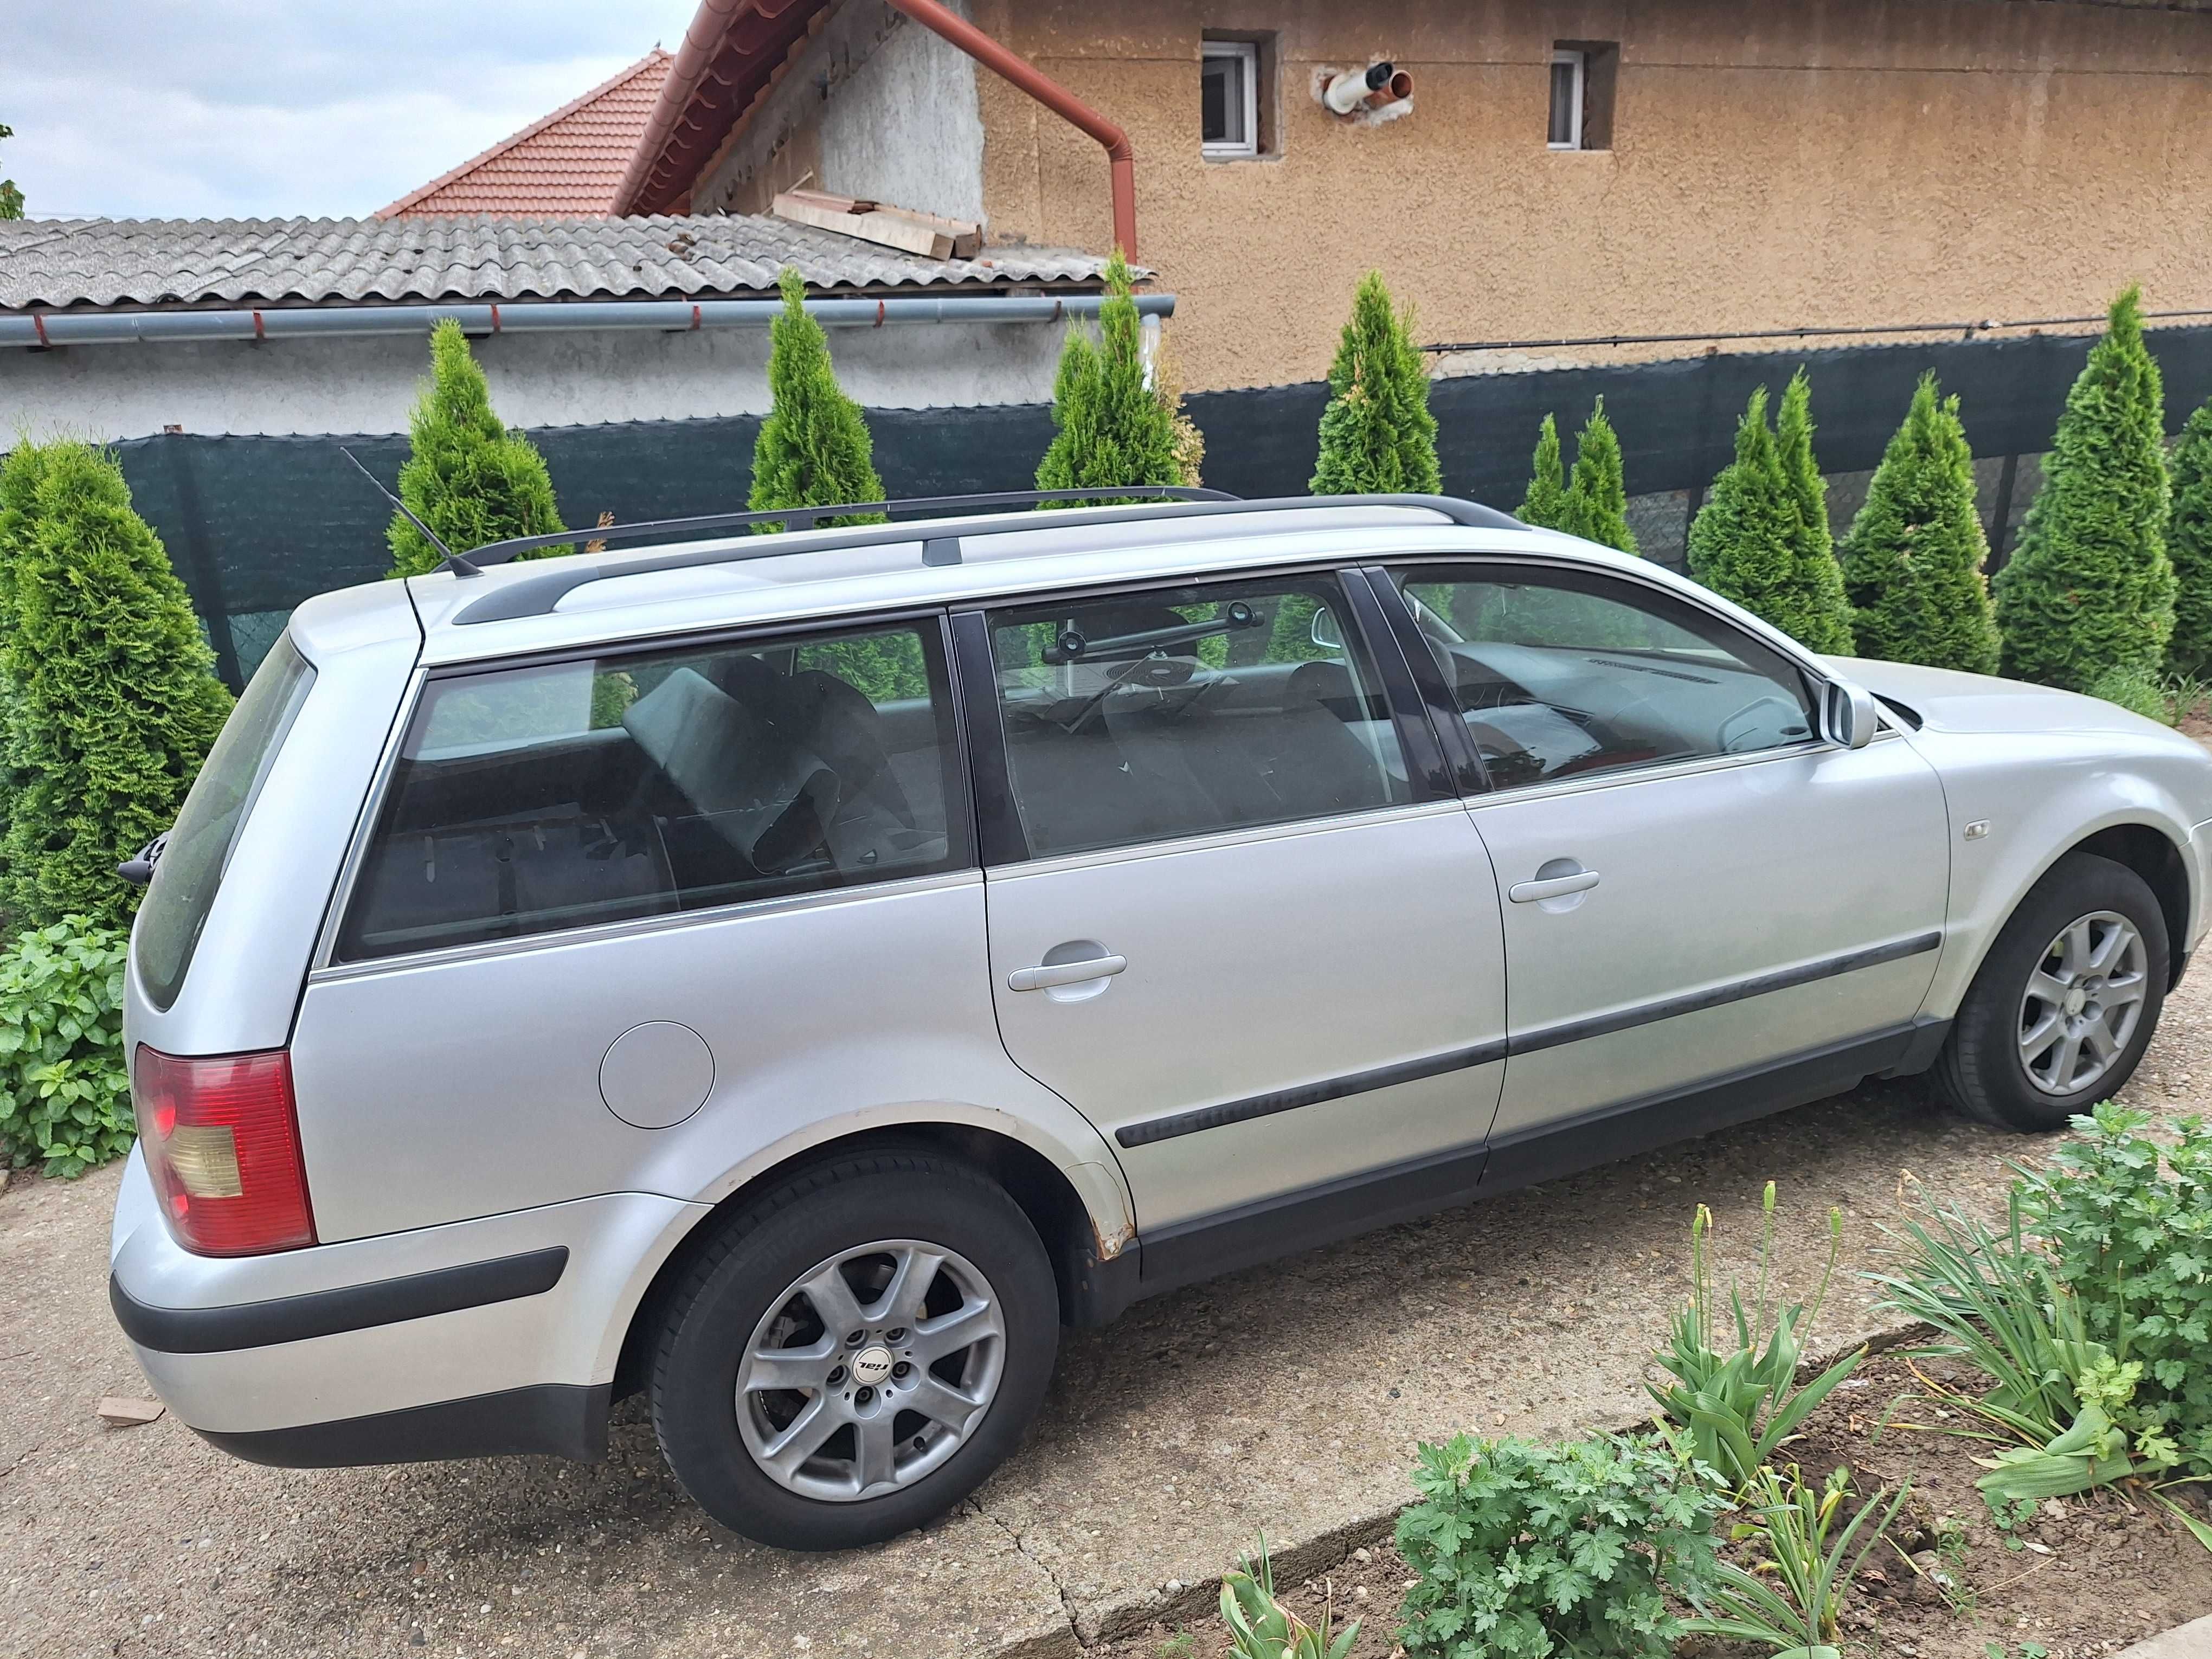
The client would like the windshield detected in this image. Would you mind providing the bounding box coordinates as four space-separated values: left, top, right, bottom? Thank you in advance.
136 636 316 1009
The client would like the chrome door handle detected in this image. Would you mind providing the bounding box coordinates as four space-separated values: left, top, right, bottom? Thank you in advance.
1007 955 1127 992
1508 867 1601 904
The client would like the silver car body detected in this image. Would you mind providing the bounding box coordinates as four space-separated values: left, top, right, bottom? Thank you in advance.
107 501 2212 1461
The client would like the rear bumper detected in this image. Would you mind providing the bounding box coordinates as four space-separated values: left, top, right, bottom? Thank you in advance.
107 1146 705 1464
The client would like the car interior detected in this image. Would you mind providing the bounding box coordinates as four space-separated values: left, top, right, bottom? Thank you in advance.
342 635 955 959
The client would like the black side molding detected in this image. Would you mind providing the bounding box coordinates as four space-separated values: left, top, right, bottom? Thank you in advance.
195 1382 610 1468
1116 1040 1506 1148
111 1245 569 1355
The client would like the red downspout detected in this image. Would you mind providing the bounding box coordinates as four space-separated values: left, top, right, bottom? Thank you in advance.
880 0 1137 260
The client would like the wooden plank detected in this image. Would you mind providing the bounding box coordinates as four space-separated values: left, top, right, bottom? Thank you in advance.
771 189 981 261
97 1396 166 1426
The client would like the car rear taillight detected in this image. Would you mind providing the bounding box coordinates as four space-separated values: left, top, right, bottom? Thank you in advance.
133 1046 315 1256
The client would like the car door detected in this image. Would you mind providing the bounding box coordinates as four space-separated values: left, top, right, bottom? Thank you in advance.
965 569 1508 1262
1375 561 1951 1185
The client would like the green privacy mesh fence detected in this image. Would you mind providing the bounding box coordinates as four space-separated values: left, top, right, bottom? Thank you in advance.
101 324 2212 688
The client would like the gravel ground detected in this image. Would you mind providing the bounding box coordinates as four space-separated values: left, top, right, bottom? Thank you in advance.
7 970 2210 1659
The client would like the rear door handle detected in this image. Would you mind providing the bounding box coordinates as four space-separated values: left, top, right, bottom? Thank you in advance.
1007 955 1128 992
1508 866 1602 904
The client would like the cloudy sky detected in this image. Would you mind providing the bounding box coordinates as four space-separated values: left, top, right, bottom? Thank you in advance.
4 0 700 220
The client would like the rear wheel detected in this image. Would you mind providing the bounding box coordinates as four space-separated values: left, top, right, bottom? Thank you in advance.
1934 852 2168 1133
650 1150 1058 1550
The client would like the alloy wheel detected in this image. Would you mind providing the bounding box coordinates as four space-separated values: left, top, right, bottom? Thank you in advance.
2016 909 2147 1097
735 1239 1005 1502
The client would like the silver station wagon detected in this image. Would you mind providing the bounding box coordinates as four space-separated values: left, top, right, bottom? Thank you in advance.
107 490 2212 1549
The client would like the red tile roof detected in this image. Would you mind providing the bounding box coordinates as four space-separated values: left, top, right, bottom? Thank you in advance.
380 50 673 218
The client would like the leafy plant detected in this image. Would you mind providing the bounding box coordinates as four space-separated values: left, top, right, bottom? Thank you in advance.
1564 398 1638 556
1517 414 1571 530
1396 1429 1722 1659
1772 370 1855 654
2084 662 2174 724
750 266 890 532
2018 1105 2212 1477
0 441 233 929
1038 250 1185 509
1995 286 2175 692
1840 372 2002 675
2170 397 2212 677
1310 271 1441 497
1221 1535 1356 1659
386 318 568 576
0 917 130 1177
0 120 22 221
1684 1464 1911 1658
1648 1187 1863 1495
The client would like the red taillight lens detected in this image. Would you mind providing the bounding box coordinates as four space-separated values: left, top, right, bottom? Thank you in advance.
133 1046 315 1256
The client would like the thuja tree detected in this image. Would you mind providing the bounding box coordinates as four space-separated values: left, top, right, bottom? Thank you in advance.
1517 414 1570 529
0 121 22 220
1311 271 1440 496
2 442 232 928
1564 397 1638 555
1686 389 1812 638
387 318 567 577
1840 374 2001 674
749 267 923 698
751 266 889 532
2165 395 2212 677
1036 250 1182 507
0 442 48 901
1773 370 1854 654
1995 287 2174 691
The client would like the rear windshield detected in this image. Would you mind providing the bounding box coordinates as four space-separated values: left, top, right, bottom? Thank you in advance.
136 637 316 1009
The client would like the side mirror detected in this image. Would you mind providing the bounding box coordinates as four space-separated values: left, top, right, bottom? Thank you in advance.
1822 679 1879 750
1310 605 1344 651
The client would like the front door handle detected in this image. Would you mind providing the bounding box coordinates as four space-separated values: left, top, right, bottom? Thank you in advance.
1508 865 1602 904
1007 954 1128 992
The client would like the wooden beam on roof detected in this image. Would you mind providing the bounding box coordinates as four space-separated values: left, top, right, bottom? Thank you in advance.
771 189 983 261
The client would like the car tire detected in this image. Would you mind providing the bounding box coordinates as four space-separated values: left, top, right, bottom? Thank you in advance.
1934 852 2169 1133
649 1149 1058 1551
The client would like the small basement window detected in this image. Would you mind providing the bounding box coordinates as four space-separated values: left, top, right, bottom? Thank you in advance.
1201 39 1260 158
1549 41 1618 151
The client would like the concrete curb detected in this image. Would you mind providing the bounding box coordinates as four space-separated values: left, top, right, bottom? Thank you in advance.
2119 1615 2212 1658
995 1314 1934 1652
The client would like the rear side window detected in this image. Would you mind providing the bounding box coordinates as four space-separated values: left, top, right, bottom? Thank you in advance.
986 574 1411 858
137 636 316 1009
337 621 966 962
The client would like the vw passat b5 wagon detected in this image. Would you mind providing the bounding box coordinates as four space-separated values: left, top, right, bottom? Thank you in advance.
107 491 2212 1549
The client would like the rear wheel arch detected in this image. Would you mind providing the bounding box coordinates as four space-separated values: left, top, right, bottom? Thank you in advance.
612 1123 1114 1401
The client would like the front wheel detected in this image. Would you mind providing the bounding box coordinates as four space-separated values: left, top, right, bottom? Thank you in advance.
650 1151 1059 1550
1934 852 2168 1133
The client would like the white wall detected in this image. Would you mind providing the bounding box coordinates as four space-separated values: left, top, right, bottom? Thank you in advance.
0 316 1074 442
691 0 986 224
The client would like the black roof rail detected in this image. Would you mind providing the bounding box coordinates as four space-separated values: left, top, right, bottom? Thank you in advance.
462 487 1239 565
447 492 1527 627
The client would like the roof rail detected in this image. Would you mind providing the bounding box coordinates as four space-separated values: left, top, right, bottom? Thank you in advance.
448 492 1527 627
463 487 1237 565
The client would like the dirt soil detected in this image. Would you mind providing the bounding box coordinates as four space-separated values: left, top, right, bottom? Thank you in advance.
1095 1351 2212 1659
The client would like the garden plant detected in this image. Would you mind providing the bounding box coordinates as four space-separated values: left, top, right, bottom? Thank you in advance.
1517 413 1571 530
2166 395 2212 679
0 440 232 931
750 266 891 532
1994 287 2174 692
1688 387 1846 650
1395 1429 1723 1659
1683 1463 1912 1658
1647 1186 1863 1496
1562 397 1638 556
1310 271 1441 498
1037 250 1185 508
0 916 130 1176
1840 372 2003 676
385 317 568 577
1771 370 1855 654
1220 1536 1357 1659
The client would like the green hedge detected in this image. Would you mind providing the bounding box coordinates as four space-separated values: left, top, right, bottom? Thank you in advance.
0 919 130 1178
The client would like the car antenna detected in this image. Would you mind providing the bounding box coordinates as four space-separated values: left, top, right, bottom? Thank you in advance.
338 447 481 578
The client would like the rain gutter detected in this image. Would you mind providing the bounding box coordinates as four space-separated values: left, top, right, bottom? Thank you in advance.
0 292 1174 350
